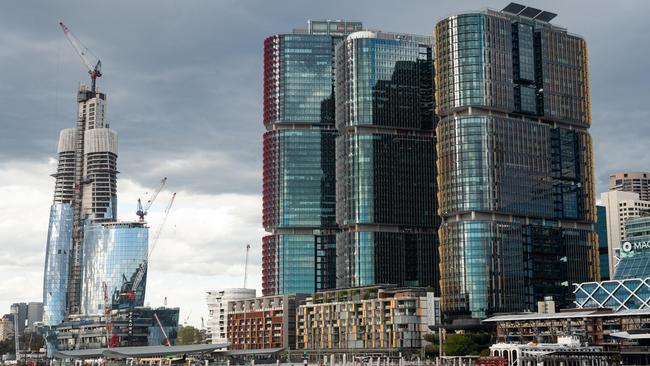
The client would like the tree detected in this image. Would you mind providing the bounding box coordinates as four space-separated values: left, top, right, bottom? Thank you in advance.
424 343 439 358
423 333 438 343
19 333 45 352
442 332 494 356
176 325 205 345
0 339 14 355
443 334 478 356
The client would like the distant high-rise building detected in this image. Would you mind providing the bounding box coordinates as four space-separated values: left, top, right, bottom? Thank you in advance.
600 190 650 278
10 303 27 334
8 302 44 334
435 3 598 326
262 20 362 296
334 31 439 289
27 302 43 332
205 288 255 345
609 172 650 201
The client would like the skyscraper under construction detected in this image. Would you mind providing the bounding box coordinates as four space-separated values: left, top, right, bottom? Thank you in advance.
43 24 148 328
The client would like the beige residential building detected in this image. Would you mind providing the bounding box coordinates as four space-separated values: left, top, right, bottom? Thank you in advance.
600 190 650 278
297 286 436 353
0 315 14 341
609 172 650 201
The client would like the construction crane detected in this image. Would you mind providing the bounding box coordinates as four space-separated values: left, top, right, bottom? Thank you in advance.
102 281 118 348
149 192 177 257
136 177 168 222
59 21 102 92
183 310 192 326
244 244 250 289
118 193 177 307
153 312 172 347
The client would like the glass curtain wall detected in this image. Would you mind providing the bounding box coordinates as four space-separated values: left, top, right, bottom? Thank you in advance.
435 10 597 324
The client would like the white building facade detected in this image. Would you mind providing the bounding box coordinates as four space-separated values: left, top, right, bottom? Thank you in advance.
206 288 255 345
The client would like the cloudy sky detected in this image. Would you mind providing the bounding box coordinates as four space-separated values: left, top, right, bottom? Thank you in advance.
1 0 649 327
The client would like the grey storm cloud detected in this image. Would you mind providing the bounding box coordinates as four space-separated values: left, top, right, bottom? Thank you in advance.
2 0 650 195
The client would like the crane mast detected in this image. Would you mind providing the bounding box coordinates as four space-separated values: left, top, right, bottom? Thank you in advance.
149 192 177 258
102 281 116 348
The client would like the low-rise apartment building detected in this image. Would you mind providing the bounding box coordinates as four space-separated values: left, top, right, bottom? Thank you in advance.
206 288 256 344
297 286 436 353
227 294 307 350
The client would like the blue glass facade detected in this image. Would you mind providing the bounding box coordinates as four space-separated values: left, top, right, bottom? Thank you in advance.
262 22 362 296
596 205 610 281
435 10 597 324
264 234 336 295
80 222 148 316
334 32 439 290
43 203 73 326
263 129 336 229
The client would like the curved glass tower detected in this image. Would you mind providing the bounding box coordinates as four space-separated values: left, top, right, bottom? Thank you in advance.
43 203 72 326
262 21 362 295
80 222 148 315
43 128 77 326
334 31 439 290
435 6 598 326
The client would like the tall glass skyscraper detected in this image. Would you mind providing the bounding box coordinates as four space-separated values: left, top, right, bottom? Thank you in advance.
435 4 598 326
43 83 149 328
334 31 439 290
262 20 363 295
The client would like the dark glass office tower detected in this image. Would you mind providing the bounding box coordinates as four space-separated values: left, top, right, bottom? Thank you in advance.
262 20 363 296
596 205 610 281
435 3 598 326
334 31 439 290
